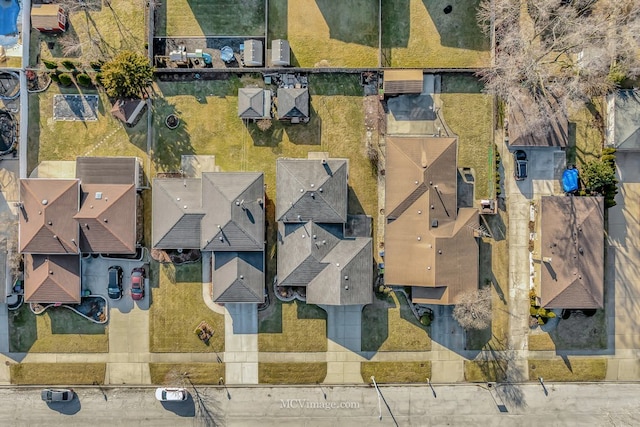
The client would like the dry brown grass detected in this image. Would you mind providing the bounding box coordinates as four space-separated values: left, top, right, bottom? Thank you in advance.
360 361 431 384
258 300 328 352
10 363 106 385
528 358 607 381
259 363 327 384
149 363 226 385
464 360 508 382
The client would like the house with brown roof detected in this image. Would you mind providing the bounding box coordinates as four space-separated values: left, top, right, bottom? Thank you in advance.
153 172 265 303
539 196 604 309
276 156 373 306
19 157 141 303
384 137 480 305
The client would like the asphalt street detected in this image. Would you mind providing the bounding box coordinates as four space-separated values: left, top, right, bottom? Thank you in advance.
1 383 639 426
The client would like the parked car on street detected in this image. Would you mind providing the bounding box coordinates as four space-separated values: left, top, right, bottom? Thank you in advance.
155 388 188 401
41 388 74 403
107 265 123 300
513 150 528 181
130 267 146 301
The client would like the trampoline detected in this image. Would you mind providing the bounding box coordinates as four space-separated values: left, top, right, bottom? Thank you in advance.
0 0 20 47
562 168 579 193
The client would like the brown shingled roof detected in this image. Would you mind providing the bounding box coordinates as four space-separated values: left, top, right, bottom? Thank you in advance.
384 137 479 305
75 184 137 254
19 179 80 254
24 254 81 303
540 196 604 309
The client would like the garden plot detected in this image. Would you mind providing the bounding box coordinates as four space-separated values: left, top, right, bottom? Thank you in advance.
53 95 99 121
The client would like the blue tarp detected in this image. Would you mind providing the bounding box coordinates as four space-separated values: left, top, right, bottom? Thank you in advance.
562 168 579 193
0 0 20 37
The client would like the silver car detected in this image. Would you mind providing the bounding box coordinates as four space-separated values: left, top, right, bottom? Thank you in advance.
41 388 74 403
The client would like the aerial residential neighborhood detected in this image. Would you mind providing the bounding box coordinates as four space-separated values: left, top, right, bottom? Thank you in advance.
0 0 638 424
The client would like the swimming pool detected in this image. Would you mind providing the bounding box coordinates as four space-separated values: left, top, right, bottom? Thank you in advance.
0 0 20 47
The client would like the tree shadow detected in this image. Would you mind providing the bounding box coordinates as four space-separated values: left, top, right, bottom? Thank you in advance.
314 0 379 47
151 97 194 172
421 0 489 51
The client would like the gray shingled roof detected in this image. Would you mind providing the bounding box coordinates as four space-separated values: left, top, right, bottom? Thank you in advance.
152 178 203 249
276 158 348 223
201 172 264 252
613 90 640 151
277 88 309 119
212 251 264 303
238 88 266 119
76 157 138 185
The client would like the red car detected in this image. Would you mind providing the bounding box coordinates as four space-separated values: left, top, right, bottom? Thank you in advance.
130 267 146 300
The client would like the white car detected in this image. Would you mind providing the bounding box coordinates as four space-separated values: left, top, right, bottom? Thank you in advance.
155 387 188 401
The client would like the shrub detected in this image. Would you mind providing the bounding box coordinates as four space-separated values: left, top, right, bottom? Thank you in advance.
76 73 92 87
61 59 77 70
58 73 73 86
420 315 432 327
43 59 58 70
49 73 60 83
257 118 272 131
90 61 103 71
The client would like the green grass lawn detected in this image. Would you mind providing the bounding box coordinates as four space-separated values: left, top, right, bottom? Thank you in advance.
259 300 328 352
361 361 431 383
259 363 327 384
441 74 494 199
361 291 431 352
10 363 106 385
466 212 510 350
27 84 148 175
9 304 108 353
149 261 225 352
149 363 226 385
528 358 607 381
33 0 146 66
381 0 490 68
157 0 265 36
269 0 379 67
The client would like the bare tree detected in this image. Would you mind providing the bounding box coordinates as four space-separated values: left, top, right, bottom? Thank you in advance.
478 0 640 139
453 287 492 330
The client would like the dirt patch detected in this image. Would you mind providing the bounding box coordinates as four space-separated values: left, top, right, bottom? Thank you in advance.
364 95 385 134
550 310 607 350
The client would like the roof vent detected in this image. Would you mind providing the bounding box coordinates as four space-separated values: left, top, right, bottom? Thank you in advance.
49 270 53 275
183 205 187 209
312 235 317 239
310 192 315 198
219 236 224 242
431 205 435 210
235 200 240 206
311 183 315 188
300 188 304 193
418 210 422 214
48 221 52 226
415 181 419 185
297 215 302 221
103 218 108 222
431 219 438 228
429 181 433 186
344 285 349 290
417 236 421 241
95 192 103 200
438 250 442 254
322 240 326 245
41 199 48 205
257 198 263 205
240 275 244 280
177 197 181 201
336 263 340 267
319 188 323 193
217 224 221 229
578 247 584 255
427 266 431 270
344 275 348 280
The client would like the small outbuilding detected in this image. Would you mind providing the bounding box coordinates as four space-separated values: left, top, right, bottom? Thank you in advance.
238 88 271 120
271 39 290 66
277 87 309 123
31 4 66 33
383 70 423 95
243 39 263 67
110 98 147 127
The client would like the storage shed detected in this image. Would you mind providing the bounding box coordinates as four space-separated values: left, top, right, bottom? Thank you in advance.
272 39 290 66
383 70 423 95
243 39 263 67
31 4 66 33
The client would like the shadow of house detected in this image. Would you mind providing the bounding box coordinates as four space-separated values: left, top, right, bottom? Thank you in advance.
607 90 640 151
384 136 481 305
421 0 489 51
276 155 373 306
277 87 309 123
152 172 266 304
314 0 379 47
238 88 272 121
539 196 604 309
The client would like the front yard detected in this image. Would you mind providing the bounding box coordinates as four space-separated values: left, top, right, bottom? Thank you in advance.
9 304 108 353
528 309 607 351
258 300 328 352
259 363 327 384
361 291 431 352
10 363 106 385
149 363 226 385
360 361 431 383
528 358 607 381
149 261 225 352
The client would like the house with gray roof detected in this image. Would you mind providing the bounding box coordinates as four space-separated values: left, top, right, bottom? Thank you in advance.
607 90 640 151
153 172 265 303
238 88 271 121
277 87 309 123
276 156 372 306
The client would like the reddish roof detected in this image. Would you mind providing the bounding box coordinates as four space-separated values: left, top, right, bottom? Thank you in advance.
24 254 81 303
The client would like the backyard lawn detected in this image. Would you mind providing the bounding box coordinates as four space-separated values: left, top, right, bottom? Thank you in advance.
258 300 327 352
361 291 431 352
381 0 490 68
360 361 431 384
32 0 146 66
441 74 494 199
528 358 607 381
149 363 226 385
27 85 148 176
10 363 106 385
156 0 265 37
149 261 225 352
567 100 605 167
269 0 379 67
259 363 327 384
9 304 108 353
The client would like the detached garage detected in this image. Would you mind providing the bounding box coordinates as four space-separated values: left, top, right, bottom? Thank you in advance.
383 70 423 95
31 4 66 33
